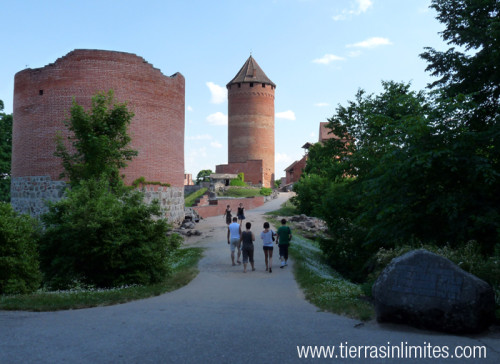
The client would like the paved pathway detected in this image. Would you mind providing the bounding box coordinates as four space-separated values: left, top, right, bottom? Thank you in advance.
1 193 499 363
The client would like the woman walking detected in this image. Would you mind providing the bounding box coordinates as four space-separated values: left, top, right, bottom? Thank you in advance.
223 205 232 226
237 203 245 225
261 222 274 273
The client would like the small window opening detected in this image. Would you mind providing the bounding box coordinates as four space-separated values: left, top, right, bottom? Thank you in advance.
262 83 265 88
250 83 254 87
39 90 44 96
238 83 241 88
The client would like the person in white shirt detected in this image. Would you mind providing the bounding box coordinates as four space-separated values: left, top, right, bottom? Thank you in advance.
227 217 242 266
260 222 275 273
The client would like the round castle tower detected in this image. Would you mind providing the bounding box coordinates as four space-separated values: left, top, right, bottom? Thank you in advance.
225 56 275 187
11 49 185 223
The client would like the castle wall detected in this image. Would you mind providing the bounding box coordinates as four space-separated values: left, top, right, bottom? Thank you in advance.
227 82 275 187
215 160 264 186
11 49 185 224
192 196 265 219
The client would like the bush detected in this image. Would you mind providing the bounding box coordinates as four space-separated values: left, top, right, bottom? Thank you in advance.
0 202 42 294
229 179 246 187
291 174 330 217
40 178 181 289
259 187 272 196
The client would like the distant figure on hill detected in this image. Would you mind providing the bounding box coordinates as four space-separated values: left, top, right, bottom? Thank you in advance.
227 217 242 266
276 218 292 268
240 222 255 273
223 205 232 225
237 203 245 224
261 222 274 273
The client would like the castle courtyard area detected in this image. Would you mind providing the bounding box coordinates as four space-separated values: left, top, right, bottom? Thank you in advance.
1 193 499 363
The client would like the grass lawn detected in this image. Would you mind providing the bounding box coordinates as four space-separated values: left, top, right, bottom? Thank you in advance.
218 187 262 198
185 188 207 207
0 247 203 312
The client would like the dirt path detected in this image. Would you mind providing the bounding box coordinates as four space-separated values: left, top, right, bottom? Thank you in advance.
1 193 499 363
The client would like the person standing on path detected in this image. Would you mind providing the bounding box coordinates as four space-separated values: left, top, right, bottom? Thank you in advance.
276 218 292 268
227 217 242 266
240 222 255 273
237 203 245 225
260 222 274 273
223 205 232 226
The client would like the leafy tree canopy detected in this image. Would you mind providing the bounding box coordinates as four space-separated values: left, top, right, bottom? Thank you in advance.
420 0 500 128
196 169 213 184
55 90 137 189
0 100 12 202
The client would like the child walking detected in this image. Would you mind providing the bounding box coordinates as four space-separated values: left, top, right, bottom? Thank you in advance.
260 222 274 273
240 222 255 273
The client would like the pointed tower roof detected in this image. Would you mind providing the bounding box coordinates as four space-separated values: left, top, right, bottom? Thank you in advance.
227 55 276 88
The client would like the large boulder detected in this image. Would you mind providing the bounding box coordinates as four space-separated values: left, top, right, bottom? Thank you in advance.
372 249 495 334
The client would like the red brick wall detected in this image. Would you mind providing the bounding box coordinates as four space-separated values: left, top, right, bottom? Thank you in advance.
12 49 185 187
215 160 264 185
285 155 307 185
192 196 265 219
227 82 275 187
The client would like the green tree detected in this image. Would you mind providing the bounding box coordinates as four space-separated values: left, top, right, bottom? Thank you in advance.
196 169 212 184
40 91 181 289
0 202 42 294
0 100 12 202
55 90 137 188
420 0 500 129
40 178 181 289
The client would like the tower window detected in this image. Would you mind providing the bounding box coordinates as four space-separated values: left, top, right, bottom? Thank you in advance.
238 83 241 88
250 83 254 87
262 83 265 88
39 90 44 96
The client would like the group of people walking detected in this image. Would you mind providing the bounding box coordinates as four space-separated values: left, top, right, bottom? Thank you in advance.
225 204 292 273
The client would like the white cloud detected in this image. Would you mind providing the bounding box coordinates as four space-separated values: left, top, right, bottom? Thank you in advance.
275 153 294 164
356 0 373 14
347 50 362 57
187 105 193 112
333 0 373 21
276 110 296 120
206 82 227 104
187 134 212 141
210 141 223 148
312 54 345 64
314 102 329 107
206 112 228 126
347 37 393 49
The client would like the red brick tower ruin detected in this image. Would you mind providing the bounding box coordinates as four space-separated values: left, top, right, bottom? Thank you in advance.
11 49 185 223
216 56 276 187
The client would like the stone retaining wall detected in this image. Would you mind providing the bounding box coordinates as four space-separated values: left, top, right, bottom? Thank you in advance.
11 177 185 225
11 176 67 216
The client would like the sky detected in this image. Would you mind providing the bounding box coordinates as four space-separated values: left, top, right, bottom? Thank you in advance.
1 0 447 180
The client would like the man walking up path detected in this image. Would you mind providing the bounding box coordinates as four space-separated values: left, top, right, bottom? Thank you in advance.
227 216 241 265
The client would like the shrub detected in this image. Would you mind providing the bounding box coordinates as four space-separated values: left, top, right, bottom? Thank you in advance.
259 187 272 196
0 202 42 294
40 178 181 289
229 179 246 187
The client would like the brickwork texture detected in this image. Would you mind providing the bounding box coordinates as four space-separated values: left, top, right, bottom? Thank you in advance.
11 49 185 223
